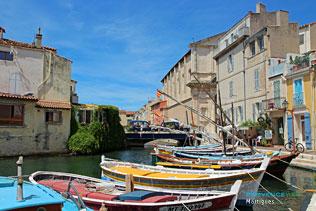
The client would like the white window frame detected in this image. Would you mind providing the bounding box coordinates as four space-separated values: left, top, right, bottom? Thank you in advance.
254 69 260 91
229 81 233 97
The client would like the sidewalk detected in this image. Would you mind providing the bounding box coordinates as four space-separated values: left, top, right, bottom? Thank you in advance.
252 145 316 171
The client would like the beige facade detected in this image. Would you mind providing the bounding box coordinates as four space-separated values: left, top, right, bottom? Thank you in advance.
215 3 299 145
299 23 316 54
160 34 223 132
0 27 73 156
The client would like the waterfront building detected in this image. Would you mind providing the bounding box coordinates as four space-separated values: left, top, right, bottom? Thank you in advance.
0 27 73 156
214 3 299 145
285 51 316 150
160 33 223 132
119 110 135 126
150 98 167 125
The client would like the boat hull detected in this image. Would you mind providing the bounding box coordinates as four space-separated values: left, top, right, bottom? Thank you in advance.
100 159 270 207
153 152 298 177
30 171 241 211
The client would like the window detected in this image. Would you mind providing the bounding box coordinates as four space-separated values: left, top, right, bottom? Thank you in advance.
254 69 260 91
250 41 256 56
227 55 234 72
0 51 13 61
299 34 304 45
45 110 62 124
258 36 264 51
252 102 263 121
238 106 243 122
225 39 229 47
229 81 233 97
230 33 234 43
0 104 24 126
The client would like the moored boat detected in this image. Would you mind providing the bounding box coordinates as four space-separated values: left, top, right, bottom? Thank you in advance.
153 150 298 177
0 156 90 211
100 157 270 206
29 171 242 211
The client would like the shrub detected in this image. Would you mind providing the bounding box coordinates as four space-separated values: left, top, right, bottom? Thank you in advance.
68 131 98 154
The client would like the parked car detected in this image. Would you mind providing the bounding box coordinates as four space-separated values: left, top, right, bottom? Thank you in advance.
161 120 190 132
128 120 151 132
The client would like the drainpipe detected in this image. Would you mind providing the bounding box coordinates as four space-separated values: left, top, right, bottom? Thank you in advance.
242 48 247 121
312 70 316 150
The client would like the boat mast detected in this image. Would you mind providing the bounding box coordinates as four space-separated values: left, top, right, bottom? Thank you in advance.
218 89 227 155
157 89 250 148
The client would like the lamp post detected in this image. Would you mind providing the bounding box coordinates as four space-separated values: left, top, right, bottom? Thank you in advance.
282 99 296 152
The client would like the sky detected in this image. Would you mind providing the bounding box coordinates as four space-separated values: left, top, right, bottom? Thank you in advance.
0 0 315 111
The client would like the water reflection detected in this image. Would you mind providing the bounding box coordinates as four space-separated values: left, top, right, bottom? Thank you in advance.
0 149 315 211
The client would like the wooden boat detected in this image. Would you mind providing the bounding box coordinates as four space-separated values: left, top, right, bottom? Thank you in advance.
153 151 298 177
29 171 242 211
155 144 230 155
0 176 90 211
100 158 270 206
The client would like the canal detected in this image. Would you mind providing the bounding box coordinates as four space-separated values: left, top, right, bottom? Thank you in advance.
0 148 315 211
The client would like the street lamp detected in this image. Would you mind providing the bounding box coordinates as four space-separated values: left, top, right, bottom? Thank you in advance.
282 99 296 152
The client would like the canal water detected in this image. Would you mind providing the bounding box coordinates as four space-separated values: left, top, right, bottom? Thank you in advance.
0 148 315 211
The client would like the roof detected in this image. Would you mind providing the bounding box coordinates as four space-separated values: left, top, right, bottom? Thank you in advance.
300 22 316 29
0 92 37 101
213 35 248 60
126 111 135 116
0 27 5 32
36 100 71 110
190 32 226 47
0 38 56 52
160 50 191 82
0 176 64 210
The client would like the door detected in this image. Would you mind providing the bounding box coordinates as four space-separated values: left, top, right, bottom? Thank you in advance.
293 79 303 107
273 80 281 108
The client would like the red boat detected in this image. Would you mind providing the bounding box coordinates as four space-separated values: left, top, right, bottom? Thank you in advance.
29 171 242 211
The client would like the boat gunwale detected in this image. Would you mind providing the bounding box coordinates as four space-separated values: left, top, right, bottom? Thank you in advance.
29 171 239 207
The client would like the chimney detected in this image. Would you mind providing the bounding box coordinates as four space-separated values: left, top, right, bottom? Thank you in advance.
35 27 42 48
276 11 289 26
0 27 5 39
256 3 266 13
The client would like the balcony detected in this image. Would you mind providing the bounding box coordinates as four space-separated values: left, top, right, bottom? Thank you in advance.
263 97 285 111
268 61 286 78
293 92 305 108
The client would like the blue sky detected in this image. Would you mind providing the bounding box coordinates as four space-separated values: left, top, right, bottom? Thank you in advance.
0 0 315 111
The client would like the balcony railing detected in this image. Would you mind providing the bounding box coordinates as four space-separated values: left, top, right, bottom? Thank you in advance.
293 92 304 108
263 97 285 110
268 62 285 78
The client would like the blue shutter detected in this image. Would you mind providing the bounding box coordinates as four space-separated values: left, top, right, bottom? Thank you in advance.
287 115 293 144
305 113 312 150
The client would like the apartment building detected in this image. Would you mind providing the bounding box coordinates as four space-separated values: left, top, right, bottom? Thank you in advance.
214 3 299 145
285 52 316 150
0 27 73 156
299 22 316 54
161 33 223 132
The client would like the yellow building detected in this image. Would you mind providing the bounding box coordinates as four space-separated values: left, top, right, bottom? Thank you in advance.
285 52 316 150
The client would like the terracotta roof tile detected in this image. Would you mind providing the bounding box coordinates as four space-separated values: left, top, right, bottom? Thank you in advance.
36 100 71 110
0 92 37 101
0 38 56 52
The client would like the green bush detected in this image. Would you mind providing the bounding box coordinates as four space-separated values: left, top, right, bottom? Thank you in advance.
68 131 98 154
70 106 79 137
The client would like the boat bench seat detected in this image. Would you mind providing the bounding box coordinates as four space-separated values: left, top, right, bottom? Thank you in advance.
86 192 118 201
146 172 208 179
118 190 160 201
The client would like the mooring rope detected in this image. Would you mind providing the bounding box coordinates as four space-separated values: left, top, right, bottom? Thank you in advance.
246 171 284 205
264 171 303 191
181 203 191 211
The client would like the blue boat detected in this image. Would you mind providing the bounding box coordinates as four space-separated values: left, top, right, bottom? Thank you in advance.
174 151 266 160
0 176 92 211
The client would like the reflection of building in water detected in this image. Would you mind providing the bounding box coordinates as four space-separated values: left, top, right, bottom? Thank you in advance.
284 167 316 189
